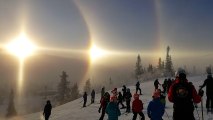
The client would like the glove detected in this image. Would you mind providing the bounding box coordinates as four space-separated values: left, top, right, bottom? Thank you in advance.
98 108 101 113
198 89 204 97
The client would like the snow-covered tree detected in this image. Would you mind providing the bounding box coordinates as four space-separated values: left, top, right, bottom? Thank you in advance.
6 89 17 118
84 79 91 93
164 46 174 77
70 83 80 100
135 54 144 80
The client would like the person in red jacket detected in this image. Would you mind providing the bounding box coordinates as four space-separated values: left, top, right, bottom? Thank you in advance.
168 68 202 120
132 93 145 120
98 92 110 120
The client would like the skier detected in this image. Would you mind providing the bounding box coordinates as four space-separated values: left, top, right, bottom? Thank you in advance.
100 87 105 103
122 85 127 101
91 89 95 104
154 79 160 90
199 72 213 113
167 78 172 93
162 79 167 93
168 68 202 120
125 88 132 113
147 90 165 120
136 81 142 95
83 92 87 107
99 92 110 120
43 100 52 120
106 96 121 120
132 93 145 120
117 92 125 109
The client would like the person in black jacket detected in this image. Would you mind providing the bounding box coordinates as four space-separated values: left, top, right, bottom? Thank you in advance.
83 92 87 107
136 81 142 95
43 100 52 120
200 73 213 113
125 88 132 113
91 89 95 104
122 85 127 101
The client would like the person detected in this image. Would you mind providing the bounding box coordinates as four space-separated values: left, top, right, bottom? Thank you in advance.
111 88 118 98
122 85 127 101
83 92 87 107
147 90 165 120
106 96 121 120
117 92 125 109
162 79 167 93
91 89 95 104
154 79 160 90
199 73 213 113
168 68 202 120
132 93 145 120
101 87 105 98
136 81 142 95
125 88 132 113
43 100 52 120
99 92 110 120
167 78 172 93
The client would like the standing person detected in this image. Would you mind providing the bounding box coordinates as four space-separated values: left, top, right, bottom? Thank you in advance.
106 96 121 120
132 93 145 120
111 88 118 98
122 85 127 101
99 92 110 120
100 87 105 103
91 89 95 104
136 81 142 95
166 78 172 93
199 73 213 113
125 88 132 113
154 79 160 90
83 92 87 107
168 68 202 120
162 79 168 93
147 90 165 120
117 92 125 109
43 100 52 120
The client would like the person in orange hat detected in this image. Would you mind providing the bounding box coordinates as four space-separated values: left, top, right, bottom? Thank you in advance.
132 93 145 120
147 90 165 120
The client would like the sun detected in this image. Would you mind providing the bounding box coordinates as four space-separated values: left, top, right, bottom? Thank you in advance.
5 33 37 60
90 44 107 62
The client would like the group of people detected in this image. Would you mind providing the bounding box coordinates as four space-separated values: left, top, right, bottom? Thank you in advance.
42 67 213 120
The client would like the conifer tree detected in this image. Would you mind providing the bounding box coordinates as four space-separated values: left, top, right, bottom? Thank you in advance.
84 79 91 93
70 83 80 100
135 54 144 80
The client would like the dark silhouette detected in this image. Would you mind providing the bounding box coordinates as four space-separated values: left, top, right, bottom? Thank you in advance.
122 85 127 101
168 68 201 120
91 89 95 104
99 92 110 120
132 93 145 120
154 79 160 90
125 88 132 113
100 87 105 102
83 92 87 107
43 100 52 120
6 89 17 118
167 78 172 93
136 81 142 95
117 92 125 109
162 79 167 93
200 74 213 113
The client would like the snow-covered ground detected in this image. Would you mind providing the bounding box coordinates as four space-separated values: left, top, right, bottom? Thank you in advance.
6 75 213 120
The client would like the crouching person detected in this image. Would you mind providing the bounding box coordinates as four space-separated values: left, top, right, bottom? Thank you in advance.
132 93 145 120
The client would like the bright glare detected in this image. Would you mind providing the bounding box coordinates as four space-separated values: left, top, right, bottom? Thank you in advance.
90 44 107 62
6 33 37 59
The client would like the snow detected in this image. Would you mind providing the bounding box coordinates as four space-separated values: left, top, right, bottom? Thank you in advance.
6 75 213 120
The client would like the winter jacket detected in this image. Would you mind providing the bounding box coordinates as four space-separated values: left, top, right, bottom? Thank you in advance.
132 99 143 113
168 78 201 112
136 82 140 88
147 98 165 120
43 103 52 116
100 97 109 110
106 102 121 120
200 76 213 96
125 92 132 101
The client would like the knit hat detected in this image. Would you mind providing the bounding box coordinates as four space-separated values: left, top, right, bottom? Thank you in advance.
134 93 139 99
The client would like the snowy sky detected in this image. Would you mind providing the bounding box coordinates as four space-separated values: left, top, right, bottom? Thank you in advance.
0 0 213 68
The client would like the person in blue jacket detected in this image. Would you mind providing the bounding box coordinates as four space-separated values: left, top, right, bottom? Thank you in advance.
106 96 121 120
147 90 165 120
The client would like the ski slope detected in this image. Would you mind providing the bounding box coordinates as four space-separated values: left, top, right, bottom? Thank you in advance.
8 75 213 120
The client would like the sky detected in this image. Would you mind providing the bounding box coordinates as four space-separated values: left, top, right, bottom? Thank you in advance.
1 0 213 69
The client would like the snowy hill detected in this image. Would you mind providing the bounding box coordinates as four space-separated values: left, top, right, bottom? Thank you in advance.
8 75 213 120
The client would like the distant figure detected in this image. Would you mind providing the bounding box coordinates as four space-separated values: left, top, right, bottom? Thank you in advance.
168 68 201 120
83 92 87 107
200 73 213 113
117 92 125 109
125 88 132 113
43 100 52 120
162 79 168 93
106 96 121 120
167 78 172 93
99 92 110 120
154 79 160 90
132 93 145 120
147 90 165 120
100 87 105 103
136 81 142 95
122 85 127 101
91 89 95 104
